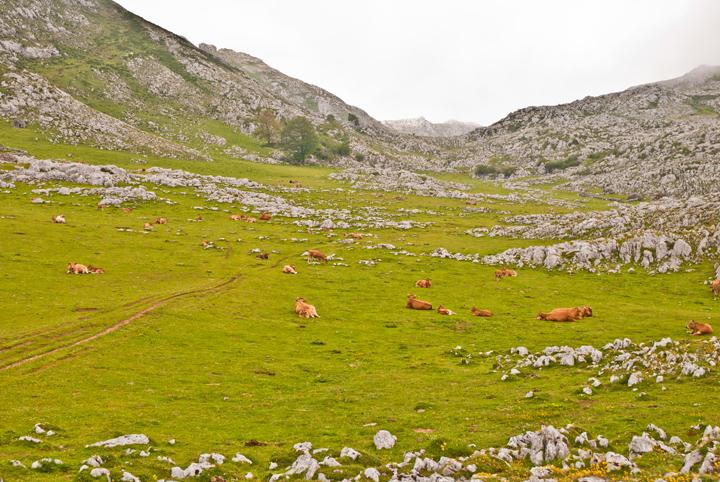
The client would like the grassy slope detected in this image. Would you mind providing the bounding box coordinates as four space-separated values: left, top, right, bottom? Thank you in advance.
0 130 719 481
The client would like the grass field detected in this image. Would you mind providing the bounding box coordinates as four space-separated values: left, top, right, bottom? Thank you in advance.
1 133 719 481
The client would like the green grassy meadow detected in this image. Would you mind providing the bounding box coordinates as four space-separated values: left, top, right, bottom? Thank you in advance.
1 132 719 481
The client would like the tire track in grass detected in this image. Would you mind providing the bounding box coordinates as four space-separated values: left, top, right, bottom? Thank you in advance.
0 248 307 371
0 294 167 352
0 275 240 371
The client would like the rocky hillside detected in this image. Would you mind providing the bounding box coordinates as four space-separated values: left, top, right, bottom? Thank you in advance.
1 0 718 195
452 66 720 198
383 117 480 137
0 0 441 166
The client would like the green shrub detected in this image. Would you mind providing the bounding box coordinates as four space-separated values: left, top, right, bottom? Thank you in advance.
474 164 516 178
543 154 580 172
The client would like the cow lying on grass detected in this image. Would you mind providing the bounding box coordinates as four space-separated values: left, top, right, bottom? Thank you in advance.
471 307 492 317
537 307 581 322
687 320 713 335
415 278 432 288
155 217 166 225
67 262 89 274
437 305 455 315
230 214 257 223
295 298 319 318
537 305 593 322
407 294 432 310
143 222 153 231
495 269 517 281
67 263 104 274
260 213 272 221
51 214 65 224
282 265 297 274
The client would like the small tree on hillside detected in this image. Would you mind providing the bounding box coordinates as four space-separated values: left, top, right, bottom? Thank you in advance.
254 109 282 145
280 117 319 164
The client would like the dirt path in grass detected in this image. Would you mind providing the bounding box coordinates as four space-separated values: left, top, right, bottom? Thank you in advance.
0 275 240 371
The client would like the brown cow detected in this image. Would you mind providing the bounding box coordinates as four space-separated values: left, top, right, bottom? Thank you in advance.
230 214 244 221
348 232 364 239
295 298 319 318
712 279 720 298
495 269 518 281
260 213 272 221
471 307 493 317
245 217 257 223
51 214 66 224
687 320 713 336
282 265 298 274
304 249 327 263
143 222 153 231
407 294 432 310
88 265 105 274
201 240 214 249
537 307 581 322
415 278 432 288
256 253 269 260
67 262 90 274
155 217 167 225
437 305 455 316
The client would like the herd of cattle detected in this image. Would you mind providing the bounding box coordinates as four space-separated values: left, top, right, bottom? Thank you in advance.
54 213 719 335
288 248 719 336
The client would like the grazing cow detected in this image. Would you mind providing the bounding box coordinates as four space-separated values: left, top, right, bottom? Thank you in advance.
260 213 272 221
578 306 593 318
407 294 432 310
495 269 518 281
282 265 298 274
52 214 66 224
303 249 328 263
155 217 167 225
437 305 455 316
687 320 713 336
143 222 153 231
415 278 432 288
88 265 105 274
256 253 269 260
471 307 493 317
295 297 319 318
67 262 90 274
537 307 581 322
712 279 720 298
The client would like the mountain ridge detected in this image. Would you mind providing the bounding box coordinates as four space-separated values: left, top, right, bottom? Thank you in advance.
383 117 481 137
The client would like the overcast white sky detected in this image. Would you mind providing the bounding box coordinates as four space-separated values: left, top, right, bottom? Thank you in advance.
115 0 720 125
